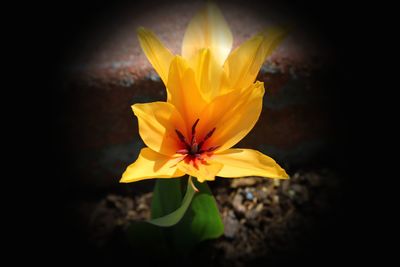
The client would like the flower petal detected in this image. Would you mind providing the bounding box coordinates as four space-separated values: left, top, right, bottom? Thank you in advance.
133 102 185 156
167 56 207 131
188 48 223 101
197 81 264 152
212 148 289 179
137 27 174 84
120 148 185 183
177 160 223 183
222 27 286 91
182 2 233 66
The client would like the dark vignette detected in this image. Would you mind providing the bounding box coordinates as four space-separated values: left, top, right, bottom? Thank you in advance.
42 0 364 265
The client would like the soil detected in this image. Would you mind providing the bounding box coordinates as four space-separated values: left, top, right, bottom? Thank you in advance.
76 168 341 266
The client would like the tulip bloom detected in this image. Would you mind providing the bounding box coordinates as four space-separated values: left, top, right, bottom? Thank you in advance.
121 3 288 183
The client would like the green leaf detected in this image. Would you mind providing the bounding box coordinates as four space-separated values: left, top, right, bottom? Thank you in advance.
126 176 223 261
151 178 183 219
169 179 224 253
189 179 224 241
148 177 196 227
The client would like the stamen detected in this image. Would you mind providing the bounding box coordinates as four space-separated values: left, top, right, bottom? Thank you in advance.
175 119 219 165
176 149 188 154
204 127 216 141
191 119 200 145
175 129 189 145
206 146 220 152
191 119 200 136
198 127 216 149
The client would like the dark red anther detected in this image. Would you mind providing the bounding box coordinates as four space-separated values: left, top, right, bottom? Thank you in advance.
206 146 220 152
198 127 216 150
191 119 200 136
175 129 188 145
190 119 200 145
204 127 216 141
175 119 219 164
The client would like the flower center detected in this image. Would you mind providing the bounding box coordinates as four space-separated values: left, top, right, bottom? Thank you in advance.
175 119 219 165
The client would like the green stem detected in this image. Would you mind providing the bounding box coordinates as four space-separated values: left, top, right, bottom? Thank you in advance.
147 176 197 227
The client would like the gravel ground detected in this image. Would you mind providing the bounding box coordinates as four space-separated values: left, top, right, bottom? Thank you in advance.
78 168 340 266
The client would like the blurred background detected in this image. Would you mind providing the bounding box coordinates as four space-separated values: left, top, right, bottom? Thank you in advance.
49 0 354 265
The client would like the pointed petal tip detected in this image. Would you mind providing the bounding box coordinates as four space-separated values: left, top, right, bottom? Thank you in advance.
260 171 288 180
182 0 232 65
136 26 174 84
261 168 289 180
120 165 143 183
119 171 135 183
119 177 130 183
280 170 290 179
136 27 148 39
136 26 147 35
271 161 289 179
131 104 139 114
212 149 290 180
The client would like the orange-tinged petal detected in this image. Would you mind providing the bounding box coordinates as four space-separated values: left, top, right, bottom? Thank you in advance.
188 48 223 101
132 102 185 156
120 148 185 183
177 160 223 183
182 2 233 66
167 56 207 132
196 81 264 152
212 148 289 179
222 27 286 91
137 27 174 84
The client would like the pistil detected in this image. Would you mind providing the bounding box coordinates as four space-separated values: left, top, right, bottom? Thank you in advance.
175 119 220 164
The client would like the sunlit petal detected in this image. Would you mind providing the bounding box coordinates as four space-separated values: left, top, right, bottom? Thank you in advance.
167 56 208 131
188 48 223 101
182 2 233 66
132 102 185 156
197 81 264 152
222 27 286 91
212 148 288 179
177 160 223 183
120 148 185 183
137 27 174 84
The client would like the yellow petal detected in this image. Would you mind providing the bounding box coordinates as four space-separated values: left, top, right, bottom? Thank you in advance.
120 148 185 183
167 56 207 130
137 27 174 84
222 27 286 91
182 2 233 66
177 160 223 183
197 81 264 152
188 48 223 101
212 148 289 179
132 102 185 156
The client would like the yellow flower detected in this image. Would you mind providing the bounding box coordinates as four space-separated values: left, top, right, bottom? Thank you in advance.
120 2 288 183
